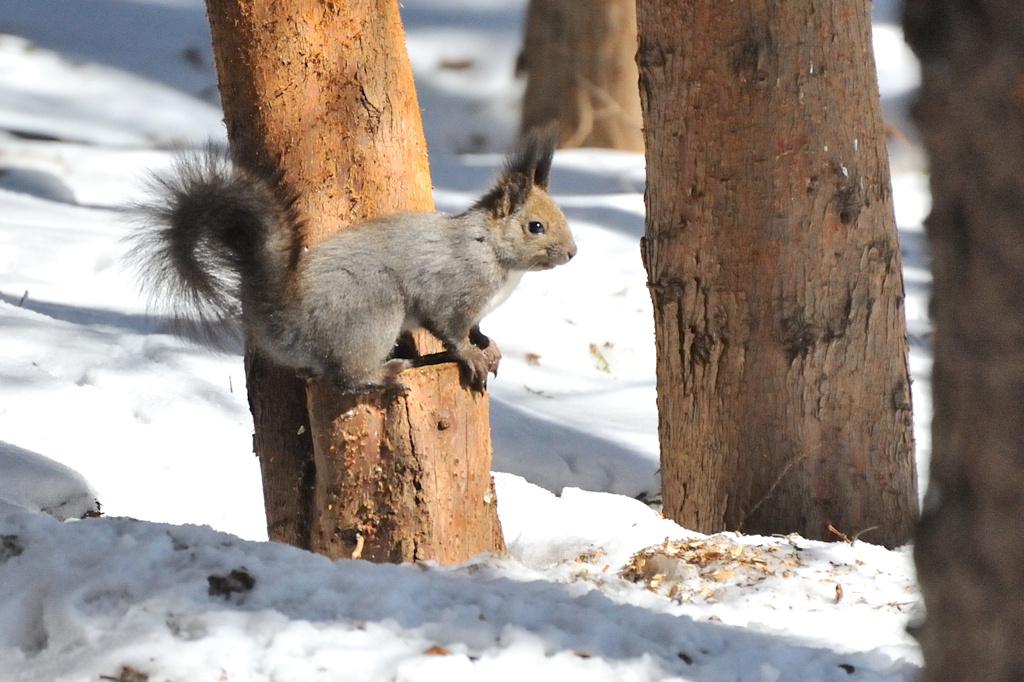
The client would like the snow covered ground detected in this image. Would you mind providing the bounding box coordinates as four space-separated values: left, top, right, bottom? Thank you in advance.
0 0 930 680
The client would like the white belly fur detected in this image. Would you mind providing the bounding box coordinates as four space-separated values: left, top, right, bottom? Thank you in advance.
480 270 526 319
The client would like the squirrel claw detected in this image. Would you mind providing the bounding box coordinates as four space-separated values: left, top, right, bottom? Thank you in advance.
481 343 501 377
384 380 411 399
470 327 502 378
457 346 492 393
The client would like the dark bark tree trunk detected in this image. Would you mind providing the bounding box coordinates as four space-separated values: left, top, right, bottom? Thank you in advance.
636 0 918 547
519 0 642 151
903 3 1024 679
204 0 504 562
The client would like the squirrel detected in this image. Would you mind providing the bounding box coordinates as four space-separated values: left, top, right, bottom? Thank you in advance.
127 131 576 393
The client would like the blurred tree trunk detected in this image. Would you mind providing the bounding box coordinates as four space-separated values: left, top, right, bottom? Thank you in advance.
636 0 917 547
204 0 504 562
519 0 642 151
903 2 1024 679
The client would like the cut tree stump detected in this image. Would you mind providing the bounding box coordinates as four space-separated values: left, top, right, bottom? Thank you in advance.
306 362 505 563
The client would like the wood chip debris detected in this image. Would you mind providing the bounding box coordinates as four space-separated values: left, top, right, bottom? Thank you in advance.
424 646 450 655
620 535 801 602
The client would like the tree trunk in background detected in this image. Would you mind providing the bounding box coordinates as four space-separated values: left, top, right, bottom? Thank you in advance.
636 1 917 547
205 0 504 562
519 0 642 151
903 3 1024 679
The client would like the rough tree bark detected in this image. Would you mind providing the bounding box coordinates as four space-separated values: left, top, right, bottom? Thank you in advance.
519 0 642 151
636 1 917 547
903 3 1024 679
204 0 504 562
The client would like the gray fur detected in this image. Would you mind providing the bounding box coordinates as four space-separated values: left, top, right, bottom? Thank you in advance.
128 132 576 392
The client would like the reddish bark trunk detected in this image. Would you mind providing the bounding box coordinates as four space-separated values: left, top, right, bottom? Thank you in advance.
205 0 504 562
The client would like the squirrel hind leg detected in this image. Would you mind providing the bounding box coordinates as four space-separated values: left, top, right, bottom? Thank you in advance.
380 358 413 383
317 359 412 396
379 359 413 397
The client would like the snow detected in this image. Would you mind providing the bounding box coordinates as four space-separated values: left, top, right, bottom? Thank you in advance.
0 0 930 679
0 442 97 520
0 500 920 682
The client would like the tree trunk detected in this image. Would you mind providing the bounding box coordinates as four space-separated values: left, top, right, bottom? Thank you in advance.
519 0 642 151
205 0 504 562
636 0 917 547
903 3 1024 679
307 364 503 562
244 350 316 549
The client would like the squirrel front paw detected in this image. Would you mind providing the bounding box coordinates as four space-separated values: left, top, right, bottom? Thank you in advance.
469 326 502 377
480 341 501 376
457 345 493 392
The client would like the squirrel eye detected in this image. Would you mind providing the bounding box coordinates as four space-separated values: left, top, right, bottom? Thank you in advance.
528 220 545 234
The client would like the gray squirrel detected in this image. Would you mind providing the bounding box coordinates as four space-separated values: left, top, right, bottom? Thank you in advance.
127 132 576 392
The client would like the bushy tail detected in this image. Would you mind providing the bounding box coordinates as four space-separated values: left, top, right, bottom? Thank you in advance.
126 148 299 346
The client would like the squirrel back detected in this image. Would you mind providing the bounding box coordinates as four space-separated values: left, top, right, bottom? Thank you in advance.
128 131 575 391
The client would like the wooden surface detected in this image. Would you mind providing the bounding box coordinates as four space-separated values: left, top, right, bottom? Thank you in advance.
905 1 1024 678
205 0 500 560
636 0 917 546
307 363 505 563
519 0 643 151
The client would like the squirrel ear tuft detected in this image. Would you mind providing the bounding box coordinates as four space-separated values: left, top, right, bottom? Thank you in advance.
471 125 557 218
507 124 558 190
473 172 531 219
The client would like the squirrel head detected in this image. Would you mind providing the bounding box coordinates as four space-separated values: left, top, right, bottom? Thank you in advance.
472 128 577 271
